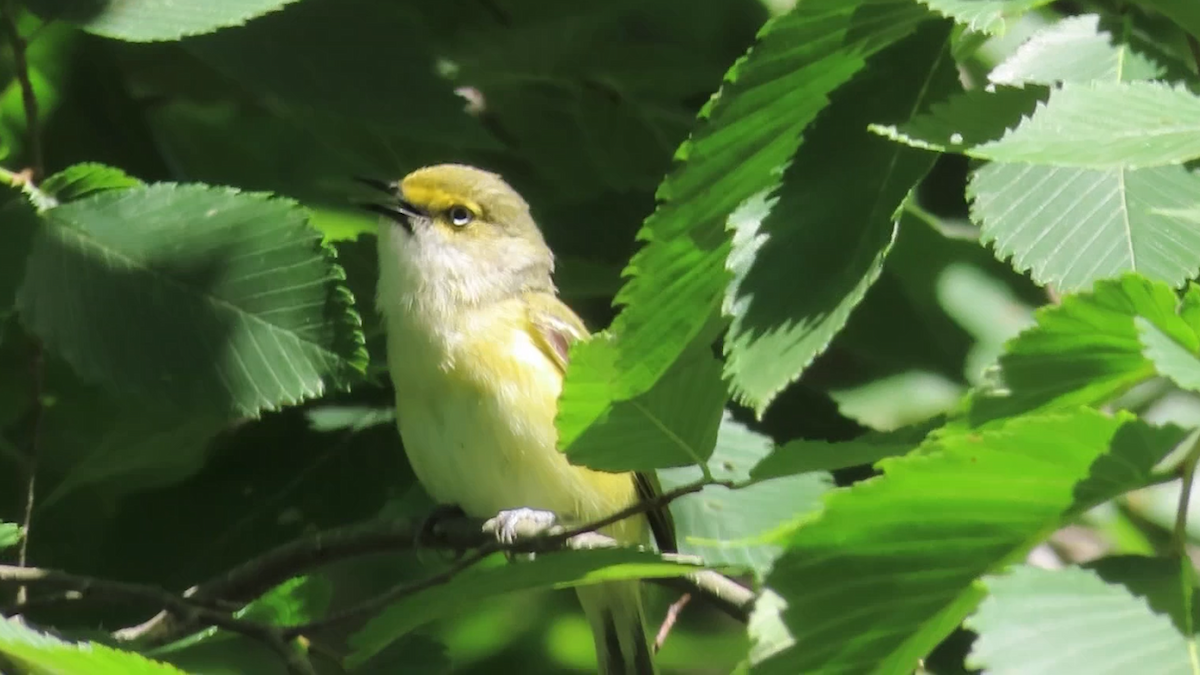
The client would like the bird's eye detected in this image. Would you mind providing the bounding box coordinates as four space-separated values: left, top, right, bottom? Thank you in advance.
447 205 474 227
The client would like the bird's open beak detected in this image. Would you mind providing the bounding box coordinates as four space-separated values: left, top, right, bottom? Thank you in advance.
354 176 424 233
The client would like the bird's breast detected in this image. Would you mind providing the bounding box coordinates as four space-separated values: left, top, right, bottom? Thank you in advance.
381 297 637 538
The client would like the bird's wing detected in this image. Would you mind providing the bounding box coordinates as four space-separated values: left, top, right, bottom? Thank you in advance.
525 293 678 553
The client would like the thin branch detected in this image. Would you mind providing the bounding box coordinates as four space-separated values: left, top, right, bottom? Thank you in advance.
0 0 43 179
3 481 754 661
0 565 315 675
0 0 46 610
279 478 737 640
654 593 691 653
1174 434 1200 554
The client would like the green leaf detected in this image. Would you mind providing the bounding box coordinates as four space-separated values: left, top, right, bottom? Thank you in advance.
970 162 1200 292
23 0 302 41
15 182 367 419
40 163 143 203
975 82 1200 168
749 422 934 481
0 617 189 674
752 410 1188 674
0 521 20 550
988 14 1171 85
151 576 332 656
1133 0 1200 42
915 0 1053 34
186 0 491 148
1138 291 1200 393
557 0 935 442
723 20 958 411
952 23 1200 293
869 84 1046 152
966 561 1197 674
658 414 833 575
0 188 39 313
347 549 704 669
970 275 1188 422
880 82 1200 169
564 348 726 471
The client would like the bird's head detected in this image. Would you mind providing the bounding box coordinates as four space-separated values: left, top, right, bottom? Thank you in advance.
364 164 556 310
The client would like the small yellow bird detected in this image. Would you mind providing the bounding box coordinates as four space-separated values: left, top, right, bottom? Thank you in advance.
366 164 674 674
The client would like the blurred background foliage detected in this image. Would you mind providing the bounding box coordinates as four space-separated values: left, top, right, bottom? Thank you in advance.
2 0 1200 673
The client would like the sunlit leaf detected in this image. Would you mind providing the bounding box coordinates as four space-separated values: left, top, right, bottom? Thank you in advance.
966 560 1198 674
752 410 1188 673
659 414 833 574
557 0 936 444
988 14 1170 85
970 275 1190 422
23 0 303 41
16 182 367 418
723 20 958 411
565 348 726 471
916 0 1053 34
0 617 188 674
0 521 19 550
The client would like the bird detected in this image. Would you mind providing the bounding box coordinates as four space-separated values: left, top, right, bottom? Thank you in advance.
364 163 674 674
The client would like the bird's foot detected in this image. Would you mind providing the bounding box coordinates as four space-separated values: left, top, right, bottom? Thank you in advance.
483 507 559 548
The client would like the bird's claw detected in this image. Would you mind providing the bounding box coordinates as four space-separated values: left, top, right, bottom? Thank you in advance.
483 507 559 547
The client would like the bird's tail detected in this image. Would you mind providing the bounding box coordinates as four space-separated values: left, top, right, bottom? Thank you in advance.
577 581 655 675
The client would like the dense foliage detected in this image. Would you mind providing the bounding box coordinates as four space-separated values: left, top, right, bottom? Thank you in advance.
3 0 1200 673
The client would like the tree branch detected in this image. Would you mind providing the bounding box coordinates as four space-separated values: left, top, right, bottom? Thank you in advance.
0 565 316 675
0 1 46 610
3 480 756 662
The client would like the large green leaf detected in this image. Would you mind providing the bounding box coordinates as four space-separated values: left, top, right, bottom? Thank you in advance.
970 275 1189 422
0 189 39 314
966 560 1197 674
988 14 1172 85
723 21 957 411
970 162 1200 292
0 617 188 674
558 0 935 447
1137 284 1200 393
659 414 833 575
347 549 705 669
957 26 1200 293
564 348 726 471
916 0 1053 34
16 181 367 419
185 0 491 148
751 410 1188 673
23 0 302 41
972 82 1200 167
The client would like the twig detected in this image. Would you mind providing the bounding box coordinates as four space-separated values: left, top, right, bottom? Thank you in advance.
1173 434 1200 554
278 478 737 639
0 0 46 610
2 482 755 663
0 0 43 179
654 593 691 652
0 565 315 675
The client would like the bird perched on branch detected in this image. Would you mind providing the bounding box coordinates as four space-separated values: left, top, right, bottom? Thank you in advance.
364 164 675 675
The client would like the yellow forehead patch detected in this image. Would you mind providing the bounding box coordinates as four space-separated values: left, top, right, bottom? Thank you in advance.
400 182 481 216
